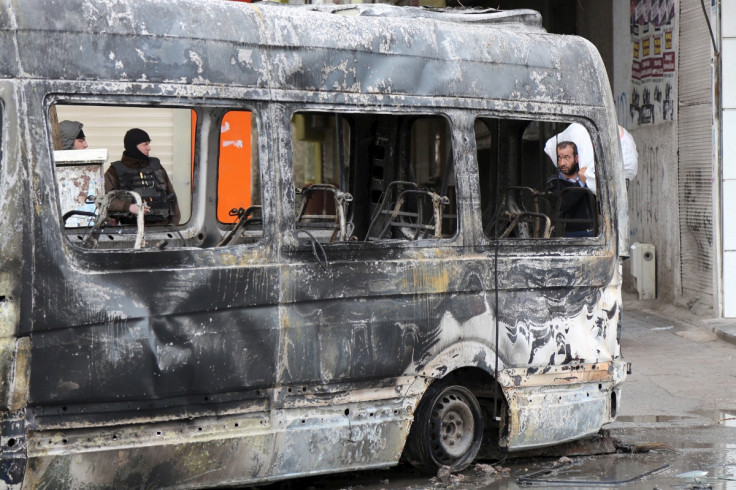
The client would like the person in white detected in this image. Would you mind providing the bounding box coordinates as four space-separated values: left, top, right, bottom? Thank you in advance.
544 122 638 194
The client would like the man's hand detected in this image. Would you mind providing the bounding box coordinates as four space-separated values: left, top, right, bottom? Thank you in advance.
578 166 588 185
128 203 150 215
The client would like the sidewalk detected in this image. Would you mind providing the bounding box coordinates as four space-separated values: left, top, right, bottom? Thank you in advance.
622 291 736 346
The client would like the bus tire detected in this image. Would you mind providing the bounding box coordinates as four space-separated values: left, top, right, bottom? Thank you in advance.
404 384 483 473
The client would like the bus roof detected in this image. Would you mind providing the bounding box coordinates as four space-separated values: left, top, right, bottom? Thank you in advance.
1 0 610 109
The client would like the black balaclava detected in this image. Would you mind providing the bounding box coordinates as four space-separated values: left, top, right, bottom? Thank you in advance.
123 128 151 161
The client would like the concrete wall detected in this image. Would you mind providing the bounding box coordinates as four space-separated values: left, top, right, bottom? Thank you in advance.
624 123 680 305
612 1 681 305
577 0 613 87
723 0 736 316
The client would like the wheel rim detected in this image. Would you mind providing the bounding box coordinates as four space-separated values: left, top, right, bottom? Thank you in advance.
429 389 477 463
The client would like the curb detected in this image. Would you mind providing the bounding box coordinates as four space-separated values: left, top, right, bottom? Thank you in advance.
702 319 736 346
623 293 736 348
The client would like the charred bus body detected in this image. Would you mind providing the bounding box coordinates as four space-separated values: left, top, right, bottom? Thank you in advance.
0 0 629 487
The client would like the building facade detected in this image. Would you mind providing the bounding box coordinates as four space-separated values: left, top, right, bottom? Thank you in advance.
612 0 729 318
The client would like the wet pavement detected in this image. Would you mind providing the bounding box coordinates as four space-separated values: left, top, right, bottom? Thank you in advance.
247 294 736 489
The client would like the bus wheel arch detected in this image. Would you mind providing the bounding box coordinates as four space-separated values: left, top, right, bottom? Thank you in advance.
403 381 483 473
403 367 509 473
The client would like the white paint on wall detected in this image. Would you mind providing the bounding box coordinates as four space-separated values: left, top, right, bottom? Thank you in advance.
724 110 736 180
722 39 736 108
724 181 736 252
725 252 736 317
723 0 736 37
723 1 736 317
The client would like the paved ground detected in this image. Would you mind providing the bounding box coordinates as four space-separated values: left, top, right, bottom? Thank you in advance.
602 293 736 489
619 292 736 416
624 291 736 347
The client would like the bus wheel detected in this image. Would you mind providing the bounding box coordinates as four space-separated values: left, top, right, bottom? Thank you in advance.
404 384 483 473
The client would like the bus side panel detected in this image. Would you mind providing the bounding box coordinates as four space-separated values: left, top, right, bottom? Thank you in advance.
277 253 476 386
27 266 281 417
22 396 415 488
0 80 34 487
277 250 619 388
496 256 622 367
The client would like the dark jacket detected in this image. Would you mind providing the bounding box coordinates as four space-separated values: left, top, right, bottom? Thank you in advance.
104 154 181 225
546 174 595 235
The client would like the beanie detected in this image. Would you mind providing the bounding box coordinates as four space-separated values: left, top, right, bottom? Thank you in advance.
124 128 151 154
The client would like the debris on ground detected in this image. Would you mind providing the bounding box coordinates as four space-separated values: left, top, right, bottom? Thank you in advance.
615 441 676 453
435 465 452 485
472 463 497 476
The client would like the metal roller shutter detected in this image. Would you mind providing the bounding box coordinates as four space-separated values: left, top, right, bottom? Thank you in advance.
55 106 177 174
678 0 716 312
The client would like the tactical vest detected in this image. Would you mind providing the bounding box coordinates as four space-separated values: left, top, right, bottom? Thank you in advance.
111 158 174 223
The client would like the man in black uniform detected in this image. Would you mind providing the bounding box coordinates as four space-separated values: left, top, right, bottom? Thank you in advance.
545 140 594 237
104 128 181 225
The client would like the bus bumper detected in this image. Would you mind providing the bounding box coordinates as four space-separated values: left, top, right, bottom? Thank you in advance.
0 411 26 486
499 359 627 451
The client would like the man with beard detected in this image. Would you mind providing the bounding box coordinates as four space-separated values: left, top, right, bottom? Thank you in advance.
546 140 595 237
104 128 181 225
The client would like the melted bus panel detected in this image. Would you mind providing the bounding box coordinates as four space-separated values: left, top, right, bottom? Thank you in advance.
0 0 628 487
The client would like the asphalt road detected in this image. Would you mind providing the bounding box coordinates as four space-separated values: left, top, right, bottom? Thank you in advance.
248 295 736 489
600 295 736 489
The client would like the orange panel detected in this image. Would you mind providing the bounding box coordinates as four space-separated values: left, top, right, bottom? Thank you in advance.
217 112 252 222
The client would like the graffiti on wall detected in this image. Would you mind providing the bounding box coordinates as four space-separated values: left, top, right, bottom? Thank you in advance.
682 168 714 273
629 0 677 127
616 92 630 128
628 143 661 241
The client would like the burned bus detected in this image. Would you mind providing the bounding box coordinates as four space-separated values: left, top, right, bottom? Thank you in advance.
0 0 630 487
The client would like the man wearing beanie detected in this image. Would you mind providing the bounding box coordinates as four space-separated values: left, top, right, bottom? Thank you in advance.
59 120 88 150
103 128 181 225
